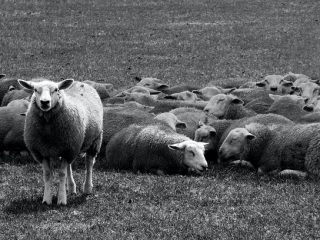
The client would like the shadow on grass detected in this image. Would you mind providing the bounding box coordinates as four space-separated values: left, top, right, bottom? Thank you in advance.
4 193 90 215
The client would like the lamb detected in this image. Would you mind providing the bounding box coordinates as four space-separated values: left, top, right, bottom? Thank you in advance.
18 79 103 205
83 80 114 99
218 122 320 178
1 89 31 106
136 77 169 91
0 99 29 158
204 94 257 120
104 122 208 174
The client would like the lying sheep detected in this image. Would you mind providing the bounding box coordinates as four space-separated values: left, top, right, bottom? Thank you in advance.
194 121 217 162
163 91 199 102
104 122 208 174
207 77 249 89
291 81 320 107
283 72 310 82
230 88 275 105
219 122 320 178
255 75 293 94
161 84 200 94
103 101 155 112
136 77 169 91
18 79 103 205
83 80 114 99
204 94 257 120
192 86 235 101
0 77 24 104
115 86 161 97
170 107 214 139
154 112 187 131
0 99 29 158
1 89 31 106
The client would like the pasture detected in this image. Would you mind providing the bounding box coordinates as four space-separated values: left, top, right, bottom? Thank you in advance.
1 0 320 239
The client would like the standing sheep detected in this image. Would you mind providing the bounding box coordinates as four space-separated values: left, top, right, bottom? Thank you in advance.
18 79 103 205
105 123 208 174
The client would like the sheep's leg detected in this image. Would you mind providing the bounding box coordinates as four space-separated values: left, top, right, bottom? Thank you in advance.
66 164 76 194
57 160 68 205
42 159 53 205
278 169 307 179
83 155 95 194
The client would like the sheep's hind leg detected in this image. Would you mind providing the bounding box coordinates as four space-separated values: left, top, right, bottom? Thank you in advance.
83 155 95 194
57 160 68 205
42 159 53 205
67 164 76 194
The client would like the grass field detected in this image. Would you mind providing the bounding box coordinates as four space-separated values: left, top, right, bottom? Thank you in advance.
1 0 320 239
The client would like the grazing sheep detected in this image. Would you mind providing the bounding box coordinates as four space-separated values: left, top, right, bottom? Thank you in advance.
163 91 199 102
219 122 320 178
1 89 32 106
83 80 114 99
255 75 293 94
0 99 29 158
204 94 257 120
105 123 208 174
194 121 217 162
192 86 235 101
136 77 169 91
18 79 103 205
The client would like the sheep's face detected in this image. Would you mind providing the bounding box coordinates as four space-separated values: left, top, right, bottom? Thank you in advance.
204 94 243 118
136 77 169 91
164 91 198 102
169 141 208 173
256 75 292 94
154 112 186 131
218 128 255 163
18 79 74 112
194 124 216 150
292 82 320 108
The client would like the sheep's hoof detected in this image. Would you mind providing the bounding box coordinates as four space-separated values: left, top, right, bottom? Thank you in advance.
42 199 52 205
67 185 77 194
83 184 93 194
57 199 67 206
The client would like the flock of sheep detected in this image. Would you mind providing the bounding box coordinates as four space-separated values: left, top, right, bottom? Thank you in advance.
1 71 320 205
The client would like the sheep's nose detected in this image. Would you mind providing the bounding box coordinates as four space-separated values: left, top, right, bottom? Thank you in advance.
204 109 209 113
40 100 50 108
303 105 314 112
270 87 277 91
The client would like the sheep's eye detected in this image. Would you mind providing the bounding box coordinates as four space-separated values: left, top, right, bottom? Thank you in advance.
34 88 38 93
190 151 195 157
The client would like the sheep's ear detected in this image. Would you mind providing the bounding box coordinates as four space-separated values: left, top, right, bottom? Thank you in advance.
176 121 187 129
8 85 15 91
231 97 244 105
0 74 6 79
149 89 161 95
164 95 177 100
256 81 266 87
20 112 26 116
198 142 209 148
134 76 142 82
192 90 202 94
246 133 255 140
18 79 34 90
168 142 186 151
209 130 217 137
58 79 74 90
157 84 169 91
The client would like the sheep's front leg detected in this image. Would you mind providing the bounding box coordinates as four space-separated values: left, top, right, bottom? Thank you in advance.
83 155 95 194
42 159 53 205
57 160 68 205
67 164 76 194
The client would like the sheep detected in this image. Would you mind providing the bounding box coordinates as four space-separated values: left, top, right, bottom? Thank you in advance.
136 77 169 91
170 107 214 139
230 88 275 105
104 122 208 174
115 86 161 97
291 81 320 107
162 91 199 102
161 84 200 94
244 95 274 114
154 112 187 131
282 72 310 82
204 94 257 120
1 89 32 106
194 121 217 162
267 94 313 122
18 79 103 205
0 99 29 158
219 122 320 178
255 75 293 94
192 86 235 101
0 77 24 104
207 77 249 89
103 101 155 112
83 80 114 99
208 113 293 163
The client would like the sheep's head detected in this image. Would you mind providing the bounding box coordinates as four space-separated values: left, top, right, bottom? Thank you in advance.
204 94 243 119
164 91 198 102
168 140 208 173
218 127 255 163
136 77 169 91
154 112 186 131
18 79 74 112
256 75 292 93
194 121 217 150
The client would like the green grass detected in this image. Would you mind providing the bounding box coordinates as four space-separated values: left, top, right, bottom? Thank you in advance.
1 0 320 239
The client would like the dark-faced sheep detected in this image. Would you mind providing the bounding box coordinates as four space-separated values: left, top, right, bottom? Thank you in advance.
18 79 103 205
204 94 257 120
105 123 208 174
